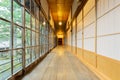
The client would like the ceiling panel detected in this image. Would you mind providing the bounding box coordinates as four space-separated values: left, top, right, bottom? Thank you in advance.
46 0 73 34
48 0 73 22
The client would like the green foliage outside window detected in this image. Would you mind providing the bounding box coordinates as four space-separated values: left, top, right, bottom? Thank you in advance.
0 0 11 20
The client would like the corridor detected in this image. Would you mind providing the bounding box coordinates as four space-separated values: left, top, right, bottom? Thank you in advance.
22 46 99 80
0 0 120 80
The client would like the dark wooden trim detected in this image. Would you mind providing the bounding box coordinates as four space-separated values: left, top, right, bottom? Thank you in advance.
72 0 88 22
65 0 88 32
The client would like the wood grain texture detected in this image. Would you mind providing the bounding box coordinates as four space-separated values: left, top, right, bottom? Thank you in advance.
22 46 100 80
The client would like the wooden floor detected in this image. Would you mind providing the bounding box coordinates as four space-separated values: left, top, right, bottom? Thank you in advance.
22 46 100 80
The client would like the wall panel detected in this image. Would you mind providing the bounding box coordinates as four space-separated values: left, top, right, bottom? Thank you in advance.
84 8 95 27
77 31 82 40
84 0 95 16
97 6 120 36
84 23 95 38
84 38 95 52
97 34 120 61
66 0 120 80
77 40 82 48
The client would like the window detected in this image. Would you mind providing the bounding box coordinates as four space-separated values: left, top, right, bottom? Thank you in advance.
25 11 30 28
32 17 35 30
25 48 31 66
0 20 11 80
25 29 31 46
0 0 55 79
13 49 22 73
0 0 11 20
13 1 22 25
13 26 22 48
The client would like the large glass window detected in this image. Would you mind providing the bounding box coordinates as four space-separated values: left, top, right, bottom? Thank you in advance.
0 20 11 49
0 51 11 80
13 26 22 48
32 47 36 61
25 48 31 66
25 29 31 46
32 31 36 46
0 0 55 79
32 17 35 30
13 49 22 73
0 20 11 80
13 1 22 25
25 11 30 28
0 0 11 20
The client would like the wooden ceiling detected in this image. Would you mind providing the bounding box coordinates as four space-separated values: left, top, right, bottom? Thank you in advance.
47 0 73 34
47 0 73 22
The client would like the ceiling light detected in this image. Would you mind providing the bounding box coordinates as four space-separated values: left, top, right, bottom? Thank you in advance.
59 22 62 26
43 21 46 25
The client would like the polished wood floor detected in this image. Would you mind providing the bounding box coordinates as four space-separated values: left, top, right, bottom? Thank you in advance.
22 46 100 80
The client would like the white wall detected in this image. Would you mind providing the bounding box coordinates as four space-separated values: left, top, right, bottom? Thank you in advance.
97 0 120 60
66 0 120 61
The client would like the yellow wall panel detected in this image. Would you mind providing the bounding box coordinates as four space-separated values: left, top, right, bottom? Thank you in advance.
77 48 83 57
97 55 120 80
83 50 96 67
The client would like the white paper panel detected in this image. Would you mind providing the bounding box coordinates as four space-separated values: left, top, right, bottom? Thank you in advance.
97 0 101 18
115 0 120 6
97 0 120 17
77 21 82 32
77 40 82 48
84 38 95 52
77 31 82 40
84 23 95 38
84 8 95 27
73 34 75 41
97 34 120 61
97 6 120 36
84 0 95 16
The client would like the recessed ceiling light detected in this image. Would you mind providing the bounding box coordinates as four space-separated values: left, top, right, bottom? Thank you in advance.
59 22 62 26
43 21 46 25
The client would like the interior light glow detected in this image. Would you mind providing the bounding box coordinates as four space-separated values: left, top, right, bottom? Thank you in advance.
59 22 62 26
43 21 46 25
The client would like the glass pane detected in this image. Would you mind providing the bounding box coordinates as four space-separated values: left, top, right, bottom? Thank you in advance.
36 20 39 32
32 17 35 30
13 26 22 48
25 0 30 10
13 49 22 73
36 33 39 46
0 0 11 20
25 29 31 46
32 47 35 61
35 46 39 59
32 31 35 46
25 11 30 28
17 0 23 4
13 1 22 25
0 51 11 80
41 26 45 34
0 20 10 50
25 48 31 66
